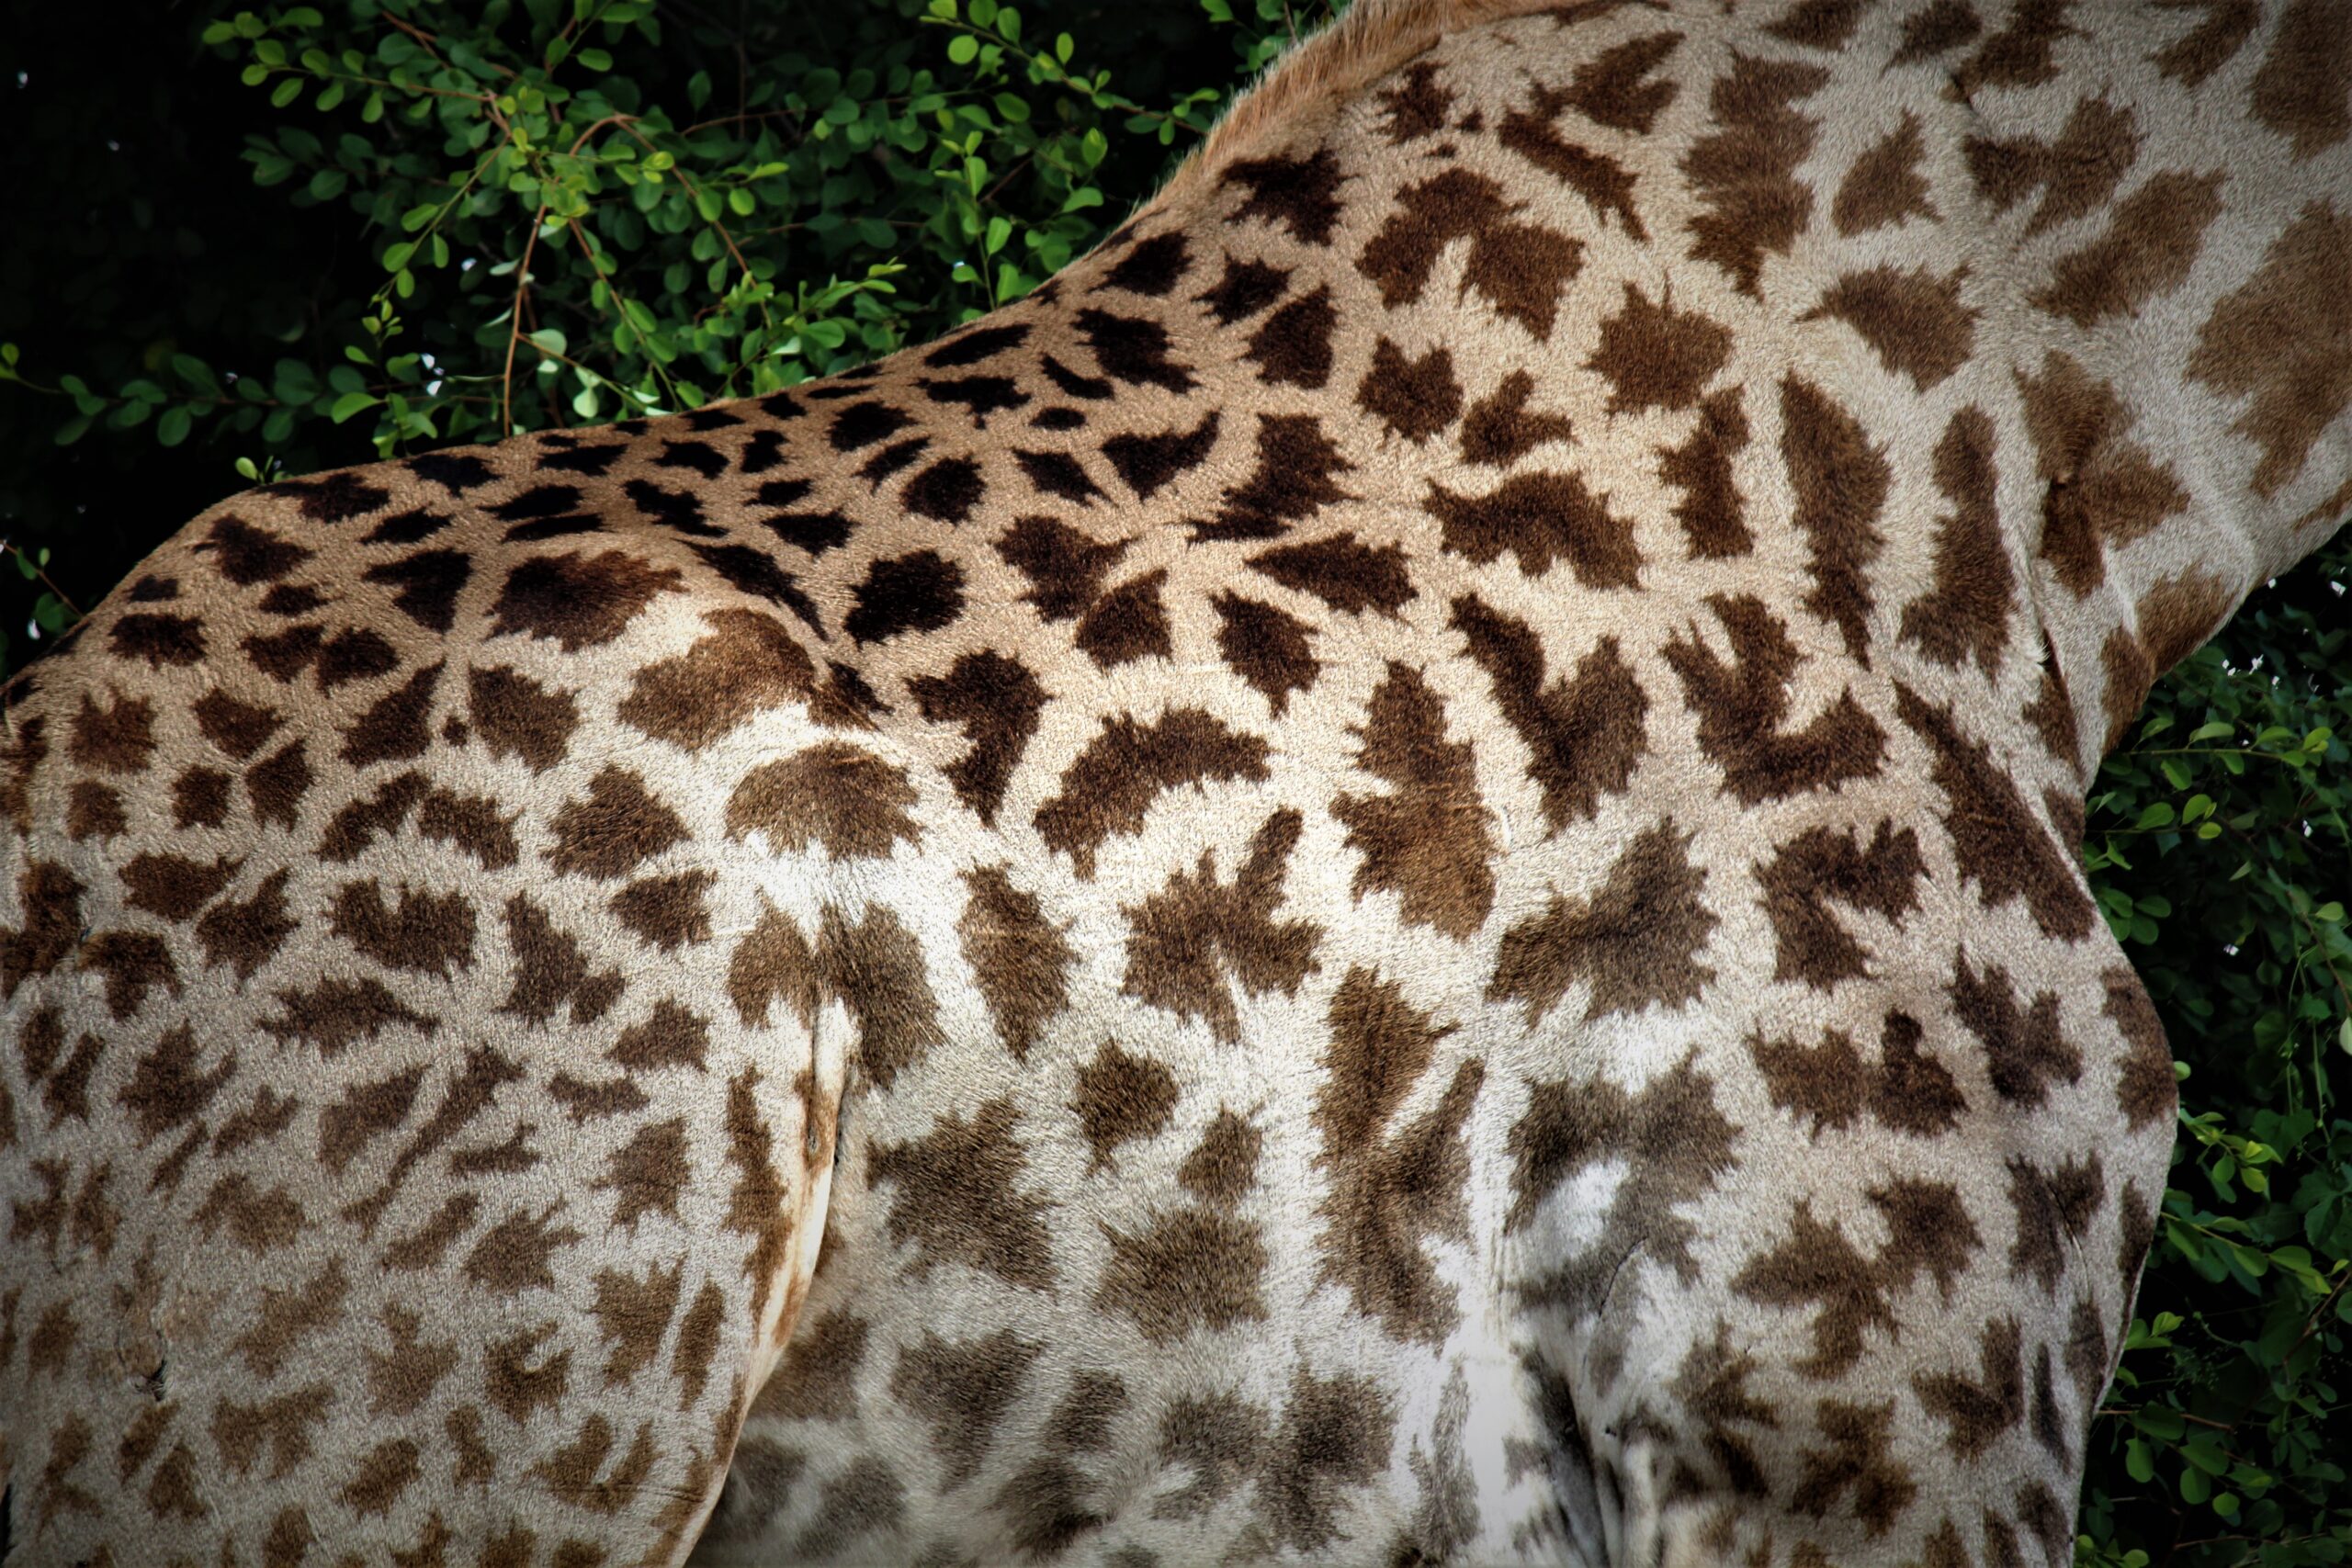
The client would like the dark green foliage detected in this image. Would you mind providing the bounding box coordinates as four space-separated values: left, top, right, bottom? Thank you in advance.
0 5 2346 1561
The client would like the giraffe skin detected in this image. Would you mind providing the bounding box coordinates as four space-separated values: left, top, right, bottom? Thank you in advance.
3 1 2348 1563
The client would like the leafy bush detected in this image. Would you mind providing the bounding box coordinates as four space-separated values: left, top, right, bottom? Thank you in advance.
1 4 2346 1561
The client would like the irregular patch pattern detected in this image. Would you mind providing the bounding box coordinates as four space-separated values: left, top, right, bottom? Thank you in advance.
2 2 2343 1565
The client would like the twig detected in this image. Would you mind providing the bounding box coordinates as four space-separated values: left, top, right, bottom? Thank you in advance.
500 205 550 434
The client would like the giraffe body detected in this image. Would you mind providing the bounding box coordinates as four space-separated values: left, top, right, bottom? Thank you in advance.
4 1 2348 1562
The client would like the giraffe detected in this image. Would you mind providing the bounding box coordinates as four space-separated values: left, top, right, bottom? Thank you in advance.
3 0 2347 1562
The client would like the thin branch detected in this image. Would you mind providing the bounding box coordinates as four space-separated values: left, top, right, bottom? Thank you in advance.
500 205 550 434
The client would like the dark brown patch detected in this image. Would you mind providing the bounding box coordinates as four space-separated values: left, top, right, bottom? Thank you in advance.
909 650 1047 826
1900 406 2014 674
958 865 1073 1064
596 1117 691 1232
1563 30 1682 132
1894 0 1982 61
1757 821 1928 989
1589 285 1732 412
1459 371 1576 467
549 767 690 881
1102 410 1221 502
1179 1111 1263 1208
1834 113 1937 236
490 549 684 650
1248 534 1412 615
1497 85 1646 237
997 516 1127 621
1223 148 1346 244
1333 662 1498 939
1452 596 1647 830
1896 684 2097 939
617 608 818 752
612 871 717 952
69 689 155 774
1069 1041 1180 1171
1951 950 2084 1106
1954 0 2082 93
846 549 967 645
869 1099 1057 1291
1964 96 2140 237
728 742 922 859
329 879 477 977
1246 286 1338 389
1212 592 1320 716
1121 808 1320 1044
1357 338 1463 443
2030 169 2225 328
2187 200 2352 497
2105 965 2176 1129
1661 594 1887 804
889 1329 1045 1485
1792 1399 1917 1536
1096 1205 1272 1344
500 895 626 1026
1779 378 1890 660
1196 412 1353 542
1077 570 1174 668
194 868 299 984
119 852 240 923
1804 265 1977 390
1425 470 1640 587
2151 0 2257 85
2252 0 2352 155
2017 352 2189 596
1680 54 1831 296
1378 61 1454 142
1491 822 1715 1022
1357 167 1585 337
1035 709 1272 878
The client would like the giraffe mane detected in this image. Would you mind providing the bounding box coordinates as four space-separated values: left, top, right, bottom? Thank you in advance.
1155 0 1566 207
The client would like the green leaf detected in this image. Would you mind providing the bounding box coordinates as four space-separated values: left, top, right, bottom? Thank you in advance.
155 405 194 447
947 33 980 64
329 391 380 423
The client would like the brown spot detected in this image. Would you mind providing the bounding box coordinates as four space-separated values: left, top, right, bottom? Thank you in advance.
1452 596 1646 831
2031 170 2225 328
1459 370 1576 467
1121 808 1321 1044
171 766 232 828
1155 1393 1270 1520
464 1204 585 1295
363 1304 458 1417
197 687 284 758
1224 148 1346 244
232 1258 350 1380
1333 662 1498 939
69 689 155 774
340 661 443 767
1101 409 1221 502
588 1258 684 1385
1356 338 1463 443
1681 54 1830 296
1662 595 1887 803
1245 285 1337 389
618 608 818 752
728 742 920 860
1758 821 1928 990
1900 407 2015 674
1804 265 1977 390
1212 592 1320 715
1897 685 2097 939
1036 708 1271 878
888 1329 1045 1485
1357 167 1584 337
1955 0 2082 93
66 780 126 841
1425 470 1640 587
1914 1316 2028 1462
192 1171 305 1253
330 879 476 976
500 894 626 1026
1377 61 1453 142
1250 534 1413 617
816 902 946 1091
870 1098 1057 1291
1792 1399 1917 1536
612 871 715 952
959 866 1072 1064
490 548 684 650
2152 0 2258 85
1779 378 1890 660
1096 1207 1272 1343
1069 1040 1179 1172
1491 822 1716 1023
1964 96 2140 238
1562 29 1682 132
119 852 238 924
728 902 818 1031
318 1064 426 1177
601 998 706 1075
107 610 206 669
1951 950 2083 1107
1179 1111 1263 1208
1077 570 1174 668
1834 112 1938 235
597 1116 692 1231
1195 412 1352 543
722 1066 793 1324
2188 200 2352 497
115 1021 234 1144
2252 0 2352 155
468 665 578 772
1657 387 1753 558
672 1279 726 1411
214 1385 336 1481
2017 352 2189 596
1315 967 1482 1343
246 739 313 830
549 767 689 880
996 516 1126 622
1498 84 1645 237
910 650 1047 827
2104 965 2175 1129
1589 285 1732 412
751 1308 867 1422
